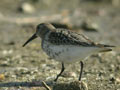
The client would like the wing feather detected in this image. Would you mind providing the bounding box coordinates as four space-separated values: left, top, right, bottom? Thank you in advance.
48 29 96 46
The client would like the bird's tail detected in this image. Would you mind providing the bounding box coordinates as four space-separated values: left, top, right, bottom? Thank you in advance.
99 48 113 52
97 44 115 48
97 44 116 52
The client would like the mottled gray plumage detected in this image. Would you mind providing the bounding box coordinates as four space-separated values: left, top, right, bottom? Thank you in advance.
48 28 114 48
23 23 115 82
48 28 93 46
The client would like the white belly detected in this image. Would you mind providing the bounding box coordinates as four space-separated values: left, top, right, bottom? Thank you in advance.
42 44 99 63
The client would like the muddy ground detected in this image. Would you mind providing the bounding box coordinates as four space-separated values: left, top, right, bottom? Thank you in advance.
0 0 120 90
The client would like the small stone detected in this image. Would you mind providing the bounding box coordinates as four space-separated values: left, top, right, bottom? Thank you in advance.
53 81 88 90
1 61 10 66
62 71 77 78
11 75 16 78
18 3 35 13
116 77 120 84
2 50 13 55
0 74 5 81
51 22 71 29
7 41 15 45
81 21 98 32
109 77 116 84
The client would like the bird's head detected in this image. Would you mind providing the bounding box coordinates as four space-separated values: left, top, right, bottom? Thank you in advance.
22 23 55 47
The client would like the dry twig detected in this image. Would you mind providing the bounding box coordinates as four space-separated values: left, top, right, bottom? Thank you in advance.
42 81 51 90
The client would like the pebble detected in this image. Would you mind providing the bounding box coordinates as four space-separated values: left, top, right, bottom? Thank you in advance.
0 74 5 81
116 77 120 84
2 50 13 55
53 81 88 90
62 71 77 78
18 3 35 13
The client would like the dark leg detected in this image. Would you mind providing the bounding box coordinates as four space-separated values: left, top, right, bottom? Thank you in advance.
79 61 84 81
54 62 65 82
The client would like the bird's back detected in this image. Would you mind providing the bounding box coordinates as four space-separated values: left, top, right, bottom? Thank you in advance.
41 28 114 63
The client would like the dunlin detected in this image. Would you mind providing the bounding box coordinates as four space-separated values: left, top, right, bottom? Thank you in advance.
23 23 115 82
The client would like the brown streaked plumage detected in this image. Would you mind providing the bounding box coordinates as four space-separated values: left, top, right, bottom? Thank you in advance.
23 23 115 82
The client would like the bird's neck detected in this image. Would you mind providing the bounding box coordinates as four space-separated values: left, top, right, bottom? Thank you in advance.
40 25 56 39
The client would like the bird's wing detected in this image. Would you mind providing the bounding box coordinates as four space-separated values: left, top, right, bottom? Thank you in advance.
48 28 97 47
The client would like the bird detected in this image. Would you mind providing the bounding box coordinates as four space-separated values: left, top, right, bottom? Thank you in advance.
23 23 115 82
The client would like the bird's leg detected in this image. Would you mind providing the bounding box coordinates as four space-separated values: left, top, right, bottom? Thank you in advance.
54 62 65 82
79 61 84 81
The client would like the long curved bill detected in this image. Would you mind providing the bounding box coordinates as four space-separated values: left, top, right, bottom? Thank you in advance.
23 34 37 47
